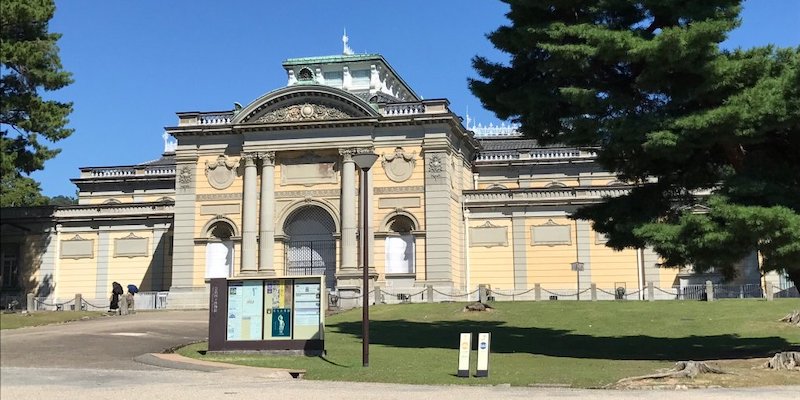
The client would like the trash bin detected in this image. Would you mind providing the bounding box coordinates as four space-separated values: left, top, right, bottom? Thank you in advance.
615 287 626 300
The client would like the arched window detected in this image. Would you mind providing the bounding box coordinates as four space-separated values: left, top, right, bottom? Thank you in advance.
298 68 313 81
384 215 416 274
205 220 235 279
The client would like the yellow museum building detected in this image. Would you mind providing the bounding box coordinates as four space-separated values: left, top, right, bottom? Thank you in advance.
2 51 775 310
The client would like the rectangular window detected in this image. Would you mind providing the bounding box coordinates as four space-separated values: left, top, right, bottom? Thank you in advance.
351 69 370 87
323 71 342 86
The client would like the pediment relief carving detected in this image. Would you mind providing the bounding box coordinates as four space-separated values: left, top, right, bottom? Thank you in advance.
254 103 355 124
205 155 237 190
382 147 416 183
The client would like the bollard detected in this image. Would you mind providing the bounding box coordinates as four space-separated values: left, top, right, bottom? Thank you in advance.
374 284 381 305
426 285 434 303
478 284 488 304
74 294 83 311
534 283 541 301
705 280 714 302
590 283 597 301
647 281 654 302
766 282 774 301
27 293 35 312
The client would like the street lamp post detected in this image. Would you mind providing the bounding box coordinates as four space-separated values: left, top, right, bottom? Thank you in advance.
571 261 585 300
352 151 378 367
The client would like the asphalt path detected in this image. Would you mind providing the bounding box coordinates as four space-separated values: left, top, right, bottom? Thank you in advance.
1 310 797 400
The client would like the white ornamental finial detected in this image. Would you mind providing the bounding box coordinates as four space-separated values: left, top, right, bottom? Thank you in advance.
162 132 176 153
465 106 472 129
342 28 354 55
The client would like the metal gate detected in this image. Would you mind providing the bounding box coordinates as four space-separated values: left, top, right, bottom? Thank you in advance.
285 240 337 288
283 205 337 289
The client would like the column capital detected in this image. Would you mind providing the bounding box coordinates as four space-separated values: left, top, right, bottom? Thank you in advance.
339 148 358 161
257 151 276 166
340 147 375 162
241 153 257 166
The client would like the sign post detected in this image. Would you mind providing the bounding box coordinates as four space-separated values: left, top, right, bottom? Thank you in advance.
457 333 472 377
475 332 491 377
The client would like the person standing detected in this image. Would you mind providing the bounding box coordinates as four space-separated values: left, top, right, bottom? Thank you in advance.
109 282 123 313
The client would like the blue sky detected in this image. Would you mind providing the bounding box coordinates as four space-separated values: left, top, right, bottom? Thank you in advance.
34 0 800 197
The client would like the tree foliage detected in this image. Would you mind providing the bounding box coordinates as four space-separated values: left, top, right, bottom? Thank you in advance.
471 0 800 287
1 0 73 206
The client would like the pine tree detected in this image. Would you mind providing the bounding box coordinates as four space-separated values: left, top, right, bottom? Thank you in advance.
1 0 73 206
470 0 800 288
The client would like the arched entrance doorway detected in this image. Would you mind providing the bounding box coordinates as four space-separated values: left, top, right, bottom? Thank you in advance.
205 220 235 279
283 205 337 289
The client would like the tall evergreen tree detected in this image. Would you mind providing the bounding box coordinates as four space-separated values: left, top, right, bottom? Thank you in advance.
1 0 73 206
470 1 800 288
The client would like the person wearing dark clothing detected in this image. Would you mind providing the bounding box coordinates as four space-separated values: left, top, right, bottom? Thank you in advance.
110 281 124 311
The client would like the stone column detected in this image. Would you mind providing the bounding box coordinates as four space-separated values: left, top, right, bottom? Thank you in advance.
258 152 276 275
241 153 258 274
339 149 357 271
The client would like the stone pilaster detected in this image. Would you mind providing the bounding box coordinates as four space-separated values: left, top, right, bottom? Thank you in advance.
258 151 276 275
241 153 258 274
169 150 204 309
423 149 452 284
339 148 357 271
511 212 528 291
576 219 593 296
96 228 110 301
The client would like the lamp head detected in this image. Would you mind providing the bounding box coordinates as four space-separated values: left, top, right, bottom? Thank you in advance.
352 152 379 171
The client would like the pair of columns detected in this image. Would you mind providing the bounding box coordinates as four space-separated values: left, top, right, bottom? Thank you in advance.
239 149 366 275
241 152 275 274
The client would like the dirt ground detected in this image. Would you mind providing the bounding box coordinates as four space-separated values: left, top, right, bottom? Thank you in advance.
611 358 799 389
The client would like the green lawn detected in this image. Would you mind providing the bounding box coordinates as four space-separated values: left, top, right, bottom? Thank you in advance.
177 300 800 388
0 311 106 330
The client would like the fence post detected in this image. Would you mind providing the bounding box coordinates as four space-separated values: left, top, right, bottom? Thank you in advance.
590 283 597 301
479 284 488 304
765 282 774 301
74 294 83 311
647 282 654 302
534 283 541 301
426 285 434 303
374 284 382 305
27 293 35 312
705 280 714 302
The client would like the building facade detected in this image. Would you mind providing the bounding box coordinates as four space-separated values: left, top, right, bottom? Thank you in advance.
2 51 779 310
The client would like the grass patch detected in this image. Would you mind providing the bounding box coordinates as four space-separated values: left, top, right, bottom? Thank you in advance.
176 299 800 388
0 311 106 330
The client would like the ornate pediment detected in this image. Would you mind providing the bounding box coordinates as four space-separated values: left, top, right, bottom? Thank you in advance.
234 86 379 124
254 103 354 123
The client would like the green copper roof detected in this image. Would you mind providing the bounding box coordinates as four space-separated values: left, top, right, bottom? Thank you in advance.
281 53 420 101
282 54 384 66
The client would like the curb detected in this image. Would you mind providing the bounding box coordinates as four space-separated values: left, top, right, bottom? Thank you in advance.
134 353 305 380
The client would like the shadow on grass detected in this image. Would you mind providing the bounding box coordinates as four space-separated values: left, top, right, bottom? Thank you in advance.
329 319 797 361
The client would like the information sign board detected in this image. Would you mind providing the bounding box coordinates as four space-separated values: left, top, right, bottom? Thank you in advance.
457 332 472 377
209 276 325 353
476 332 491 377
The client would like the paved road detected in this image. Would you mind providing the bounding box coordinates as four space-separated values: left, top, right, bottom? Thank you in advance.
0 311 208 370
1 311 797 400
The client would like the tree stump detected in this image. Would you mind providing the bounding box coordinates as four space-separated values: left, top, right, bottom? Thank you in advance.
761 352 800 371
779 310 800 327
463 302 493 312
616 361 727 384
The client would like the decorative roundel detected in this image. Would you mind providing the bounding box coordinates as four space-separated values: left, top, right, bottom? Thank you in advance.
301 104 315 118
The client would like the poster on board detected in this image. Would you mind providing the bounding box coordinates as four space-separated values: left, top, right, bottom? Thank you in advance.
264 279 294 340
241 280 264 340
226 282 244 340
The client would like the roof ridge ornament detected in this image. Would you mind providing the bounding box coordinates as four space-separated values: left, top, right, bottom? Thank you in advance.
343 28 354 55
